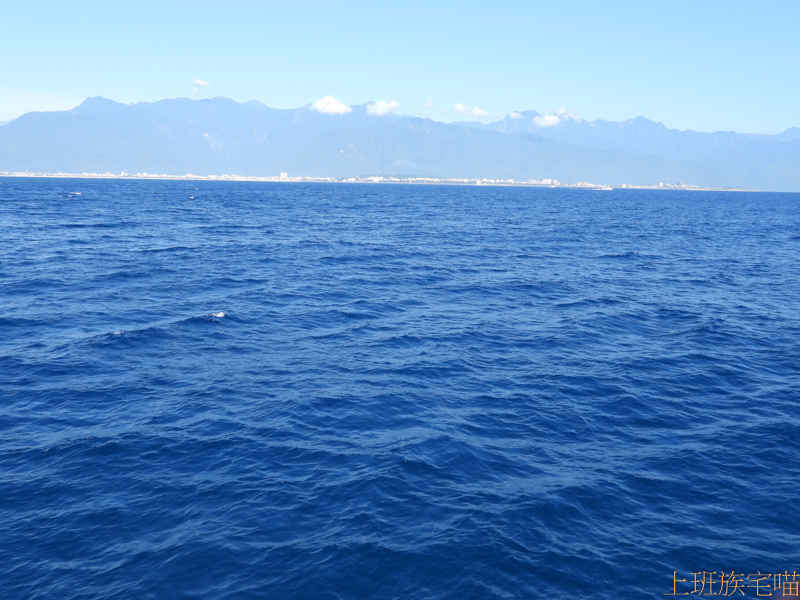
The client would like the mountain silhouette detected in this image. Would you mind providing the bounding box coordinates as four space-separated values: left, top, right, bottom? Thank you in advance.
1 97 797 190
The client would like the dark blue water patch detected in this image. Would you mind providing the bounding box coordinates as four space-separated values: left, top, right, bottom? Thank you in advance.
1 178 799 599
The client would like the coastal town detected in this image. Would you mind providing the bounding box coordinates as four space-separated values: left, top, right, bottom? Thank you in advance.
0 170 752 191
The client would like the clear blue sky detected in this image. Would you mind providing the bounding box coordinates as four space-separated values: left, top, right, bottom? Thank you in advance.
1 0 798 133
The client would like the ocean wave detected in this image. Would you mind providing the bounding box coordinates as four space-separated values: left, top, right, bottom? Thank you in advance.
1 180 799 600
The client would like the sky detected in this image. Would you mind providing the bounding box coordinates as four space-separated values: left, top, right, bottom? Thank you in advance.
1 0 798 133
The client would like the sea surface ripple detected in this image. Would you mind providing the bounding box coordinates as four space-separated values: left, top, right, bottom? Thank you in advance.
1 179 798 599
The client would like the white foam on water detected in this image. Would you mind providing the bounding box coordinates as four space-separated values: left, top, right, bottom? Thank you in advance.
112 330 124 335
209 311 225 318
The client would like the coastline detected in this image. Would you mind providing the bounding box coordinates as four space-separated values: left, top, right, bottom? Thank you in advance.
0 171 758 192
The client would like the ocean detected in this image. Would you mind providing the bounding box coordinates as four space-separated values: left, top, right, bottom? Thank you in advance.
1 178 798 599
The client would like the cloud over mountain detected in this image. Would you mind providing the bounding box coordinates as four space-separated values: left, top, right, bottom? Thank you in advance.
366 100 399 116
532 107 580 127
310 96 352 115
532 114 560 127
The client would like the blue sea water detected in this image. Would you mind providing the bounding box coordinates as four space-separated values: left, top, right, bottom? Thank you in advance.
1 178 799 599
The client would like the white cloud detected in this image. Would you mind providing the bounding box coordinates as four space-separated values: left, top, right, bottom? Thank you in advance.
533 114 561 127
310 95 352 115
421 96 432 109
454 102 489 118
366 100 399 116
532 106 580 127
192 79 210 88
509 111 522 119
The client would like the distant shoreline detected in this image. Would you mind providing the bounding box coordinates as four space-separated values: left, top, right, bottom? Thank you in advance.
0 171 757 192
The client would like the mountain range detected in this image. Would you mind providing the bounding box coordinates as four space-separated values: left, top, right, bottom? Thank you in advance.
1 97 799 191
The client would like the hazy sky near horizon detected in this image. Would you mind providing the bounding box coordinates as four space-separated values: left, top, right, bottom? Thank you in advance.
1 0 798 133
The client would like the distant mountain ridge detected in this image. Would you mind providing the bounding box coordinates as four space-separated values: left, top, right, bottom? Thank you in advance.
461 110 800 162
1 97 798 190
